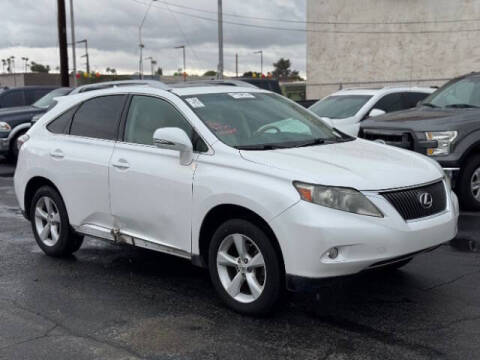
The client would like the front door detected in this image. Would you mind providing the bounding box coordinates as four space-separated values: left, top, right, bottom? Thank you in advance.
109 95 203 254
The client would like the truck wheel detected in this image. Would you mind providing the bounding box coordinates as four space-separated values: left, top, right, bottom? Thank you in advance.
457 155 480 211
30 186 84 257
208 219 283 315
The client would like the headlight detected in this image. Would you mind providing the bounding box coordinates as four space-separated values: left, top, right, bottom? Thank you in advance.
0 121 11 131
293 182 383 217
425 131 457 156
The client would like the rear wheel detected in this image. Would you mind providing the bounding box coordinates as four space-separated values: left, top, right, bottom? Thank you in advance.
208 219 283 315
30 186 83 257
457 155 480 210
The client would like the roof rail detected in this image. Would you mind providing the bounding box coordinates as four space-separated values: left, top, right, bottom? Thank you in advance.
169 79 257 89
70 79 170 94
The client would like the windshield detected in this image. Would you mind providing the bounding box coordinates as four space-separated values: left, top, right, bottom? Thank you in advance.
33 88 71 109
182 92 349 149
423 76 480 108
309 95 372 119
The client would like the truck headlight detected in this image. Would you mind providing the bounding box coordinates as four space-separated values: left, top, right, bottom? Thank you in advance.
293 182 383 217
0 121 11 132
425 131 457 156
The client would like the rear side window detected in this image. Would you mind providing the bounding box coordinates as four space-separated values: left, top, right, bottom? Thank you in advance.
47 106 77 134
374 93 405 113
0 90 25 108
25 88 53 105
70 95 125 140
403 92 430 108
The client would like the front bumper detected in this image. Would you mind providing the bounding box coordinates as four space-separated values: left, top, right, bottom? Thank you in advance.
269 182 459 289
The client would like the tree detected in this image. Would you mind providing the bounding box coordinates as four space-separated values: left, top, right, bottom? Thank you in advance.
203 70 217 77
30 61 50 73
272 58 291 80
155 68 163 76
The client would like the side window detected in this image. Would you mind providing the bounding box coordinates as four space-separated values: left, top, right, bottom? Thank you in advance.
124 95 208 152
373 93 405 113
47 106 77 134
0 90 25 108
403 92 430 108
25 88 50 105
70 95 125 140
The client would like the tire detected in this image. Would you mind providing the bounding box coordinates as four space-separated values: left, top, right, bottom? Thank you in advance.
457 154 480 211
208 219 283 315
30 186 84 257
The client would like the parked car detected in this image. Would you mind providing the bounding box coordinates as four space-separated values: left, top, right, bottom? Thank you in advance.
14 83 458 314
0 86 58 109
0 87 72 161
309 87 435 136
360 72 480 210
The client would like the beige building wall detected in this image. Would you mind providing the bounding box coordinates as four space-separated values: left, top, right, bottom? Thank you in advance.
307 0 480 99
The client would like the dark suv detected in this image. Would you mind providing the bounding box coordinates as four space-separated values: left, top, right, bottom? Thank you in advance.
0 86 58 109
360 72 480 210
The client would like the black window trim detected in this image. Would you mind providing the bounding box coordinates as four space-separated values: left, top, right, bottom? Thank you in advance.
118 93 211 154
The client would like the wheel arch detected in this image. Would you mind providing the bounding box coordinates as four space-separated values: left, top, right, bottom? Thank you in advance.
24 176 63 220
195 204 285 275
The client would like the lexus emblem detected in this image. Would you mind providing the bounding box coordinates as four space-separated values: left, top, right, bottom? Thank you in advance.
418 192 433 209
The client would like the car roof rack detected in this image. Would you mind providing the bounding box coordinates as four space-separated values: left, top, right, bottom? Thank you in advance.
71 79 170 94
169 79 257 89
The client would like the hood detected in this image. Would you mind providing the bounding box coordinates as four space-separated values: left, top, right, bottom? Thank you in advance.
240 138 443 191
362 106 480 131
0 105 43 121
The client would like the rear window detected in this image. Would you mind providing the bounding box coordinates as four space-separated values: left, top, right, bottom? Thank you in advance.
69 95 125 140
47 106 77 134
310 95 372 119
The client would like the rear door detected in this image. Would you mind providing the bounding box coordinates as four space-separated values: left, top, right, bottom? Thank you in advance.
46 95 127 228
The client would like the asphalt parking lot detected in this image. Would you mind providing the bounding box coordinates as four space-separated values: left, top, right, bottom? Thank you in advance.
0 158 479 360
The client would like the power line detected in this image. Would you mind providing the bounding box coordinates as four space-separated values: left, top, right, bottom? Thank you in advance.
128 0 480 35
140 0 480 26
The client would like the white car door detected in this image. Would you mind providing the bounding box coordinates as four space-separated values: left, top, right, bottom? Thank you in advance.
109 94 207 255
46 95 127 228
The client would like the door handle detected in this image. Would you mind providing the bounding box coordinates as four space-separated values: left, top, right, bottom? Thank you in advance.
112 158 130 170
50 149 64 159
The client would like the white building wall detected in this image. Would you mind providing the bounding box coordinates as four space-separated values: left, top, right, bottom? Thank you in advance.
307 0 480 99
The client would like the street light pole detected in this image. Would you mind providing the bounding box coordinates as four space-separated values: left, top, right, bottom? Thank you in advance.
69 0 77 86
217 0 223 79
254 50 263 76
138 0 157 79
145 56 156 76
57 0 69 86
175 45 186 81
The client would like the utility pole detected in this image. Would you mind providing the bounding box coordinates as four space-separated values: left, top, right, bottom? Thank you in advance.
254 50 263 77
69 0 77 86
77 39 90 74
138 0 157 79
217 0 224 79
235 53 238 78
57 0 69 86
175 45 186 81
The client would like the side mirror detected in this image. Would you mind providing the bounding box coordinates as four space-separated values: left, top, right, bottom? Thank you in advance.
153 127 193 165
368 108 386 117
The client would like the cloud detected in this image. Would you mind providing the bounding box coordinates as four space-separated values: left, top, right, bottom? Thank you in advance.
0 0 306 76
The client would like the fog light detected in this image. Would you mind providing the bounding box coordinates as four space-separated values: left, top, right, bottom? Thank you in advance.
328 247 339 259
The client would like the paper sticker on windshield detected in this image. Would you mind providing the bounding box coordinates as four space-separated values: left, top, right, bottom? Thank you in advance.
185 97 205 108
228 93 256 100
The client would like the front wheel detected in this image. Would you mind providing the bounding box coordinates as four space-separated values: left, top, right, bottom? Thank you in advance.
208 219 283 315
457 155 480 211
30 186 83 257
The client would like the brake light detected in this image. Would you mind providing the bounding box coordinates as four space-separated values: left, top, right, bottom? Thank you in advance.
17 134 30 150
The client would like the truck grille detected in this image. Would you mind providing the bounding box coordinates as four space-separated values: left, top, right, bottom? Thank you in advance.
381 181 447 220
361 129 414 150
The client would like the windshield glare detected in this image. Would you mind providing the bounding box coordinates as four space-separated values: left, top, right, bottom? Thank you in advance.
309 95 372 119
424 77 480 108
33 88 70 109
183 93 344 149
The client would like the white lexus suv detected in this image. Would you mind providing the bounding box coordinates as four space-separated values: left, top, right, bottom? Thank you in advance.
14 83 458 314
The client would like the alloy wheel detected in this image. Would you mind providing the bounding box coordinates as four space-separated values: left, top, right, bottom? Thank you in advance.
34 196 61 247
216 233 266 303
471 167 480 201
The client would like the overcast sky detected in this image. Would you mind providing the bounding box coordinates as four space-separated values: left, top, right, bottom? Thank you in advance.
0 0 306 77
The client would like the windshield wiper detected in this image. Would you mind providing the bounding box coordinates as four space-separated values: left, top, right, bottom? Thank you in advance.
291 138 326 148
235 144 286 150
445 103 479 109
422 102 439 108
